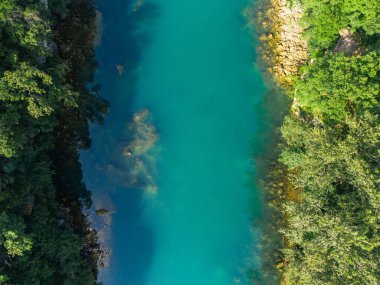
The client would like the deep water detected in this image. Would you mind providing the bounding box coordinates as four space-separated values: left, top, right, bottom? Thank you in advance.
81 0 268 284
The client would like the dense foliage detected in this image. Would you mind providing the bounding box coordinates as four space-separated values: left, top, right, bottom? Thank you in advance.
301 0 380 50
295 52 380 122
0 0 105 284
278 1 380 284
281 113 380 284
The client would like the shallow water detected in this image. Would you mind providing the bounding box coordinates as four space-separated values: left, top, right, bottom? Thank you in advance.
81 0 267 284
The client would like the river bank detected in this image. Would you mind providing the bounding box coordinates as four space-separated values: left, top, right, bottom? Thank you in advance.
52 0 109 278
247 0 308 283
254 0 380 284
0 0 105 283
253 0 307 85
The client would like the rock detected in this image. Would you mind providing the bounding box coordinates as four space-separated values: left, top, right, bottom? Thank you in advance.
334 28 363 55
116 64 125 75
132 0 144 12
103 109 159 193
96 208 109 216
255 0 308 85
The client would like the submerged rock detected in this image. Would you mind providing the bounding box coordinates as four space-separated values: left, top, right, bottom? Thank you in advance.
96 208 109 216
103 109 159 193
132 0 144 12
94 10 103 47
123 109 158 193
124 109 157 155
88 194 115 270
116 64 125 75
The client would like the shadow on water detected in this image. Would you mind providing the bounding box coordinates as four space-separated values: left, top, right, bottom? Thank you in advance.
248 84 290 285
246 53 290 285
81 0 160 284
95 0 160 113
241 2 292 284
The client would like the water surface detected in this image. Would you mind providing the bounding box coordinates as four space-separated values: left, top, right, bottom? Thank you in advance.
81 0 267 284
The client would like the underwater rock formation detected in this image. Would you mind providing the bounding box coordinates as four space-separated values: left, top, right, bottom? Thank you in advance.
123 109 158 193
116 64 125 75
132 0 144 12
102 109 159 193
88 194 115 269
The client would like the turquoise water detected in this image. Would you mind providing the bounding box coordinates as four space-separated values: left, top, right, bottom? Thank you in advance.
81 0 267 284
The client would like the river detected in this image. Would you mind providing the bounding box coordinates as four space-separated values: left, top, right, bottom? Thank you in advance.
81 0 267 284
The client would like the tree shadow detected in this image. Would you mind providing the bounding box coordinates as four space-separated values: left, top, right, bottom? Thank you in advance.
245 65 290 285
81 0 160 284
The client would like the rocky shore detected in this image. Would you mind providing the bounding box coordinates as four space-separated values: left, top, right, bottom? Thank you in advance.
245 0 309 284
255 0 308 85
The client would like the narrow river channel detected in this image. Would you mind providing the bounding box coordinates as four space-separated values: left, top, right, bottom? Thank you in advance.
81 0 267 284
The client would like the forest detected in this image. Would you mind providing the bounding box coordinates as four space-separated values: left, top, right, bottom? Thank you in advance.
277 0 380 284
0 0 106 284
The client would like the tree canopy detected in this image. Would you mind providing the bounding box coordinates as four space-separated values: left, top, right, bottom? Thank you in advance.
276 1 380 284
0 0 103 284
301 0 380 50
295 52 380 122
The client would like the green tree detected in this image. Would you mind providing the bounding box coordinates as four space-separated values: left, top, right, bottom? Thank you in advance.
0 108 26 158
301 0 380 50
0 212 32 257
280 113 380 284
294 52 380 123
0 0 101 283
1 62 77 118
